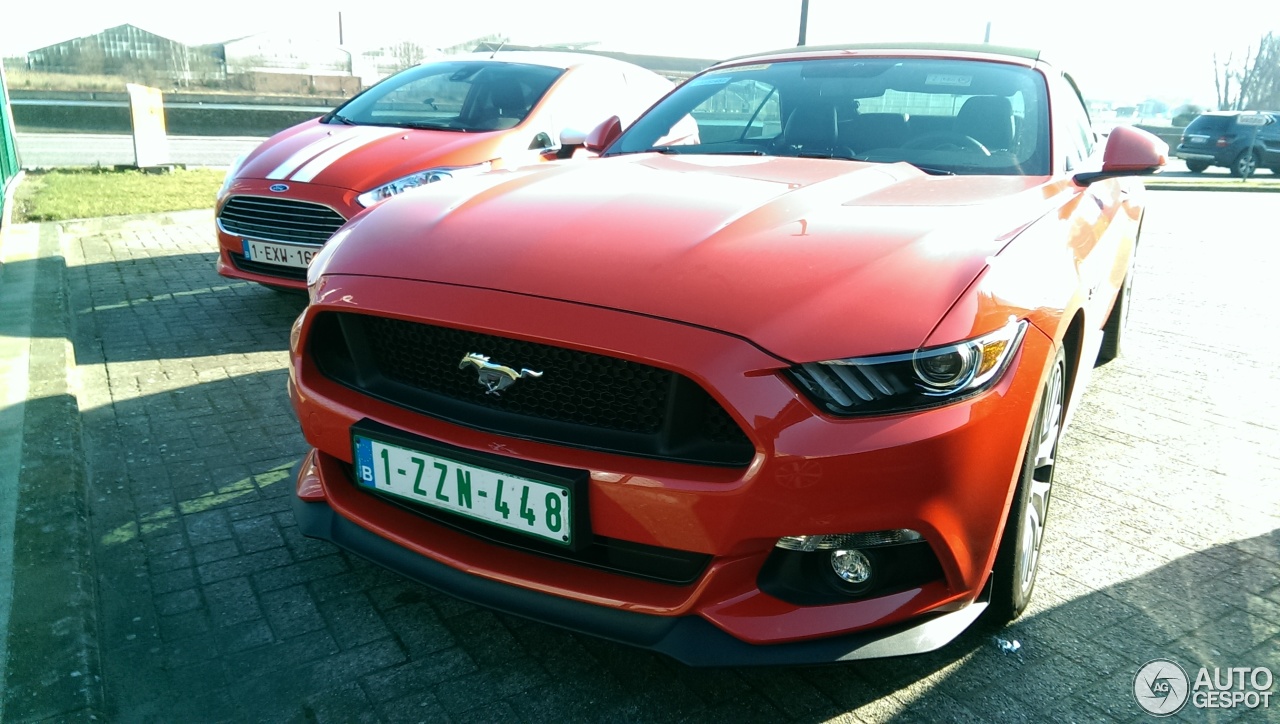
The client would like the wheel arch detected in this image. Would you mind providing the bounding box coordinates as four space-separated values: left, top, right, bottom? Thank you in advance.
1059 308 1086 414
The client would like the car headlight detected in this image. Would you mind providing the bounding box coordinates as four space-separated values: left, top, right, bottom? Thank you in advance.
217 152 249 201
787 318 1027 416
356 162 492 207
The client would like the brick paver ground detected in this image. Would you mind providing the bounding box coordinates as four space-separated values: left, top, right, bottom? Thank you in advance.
1 191 1277 723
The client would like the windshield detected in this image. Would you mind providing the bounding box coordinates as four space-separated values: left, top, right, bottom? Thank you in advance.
328 61 564 132
610 56 1050 176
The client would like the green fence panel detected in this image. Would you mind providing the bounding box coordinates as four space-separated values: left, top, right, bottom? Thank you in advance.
1 59 20 193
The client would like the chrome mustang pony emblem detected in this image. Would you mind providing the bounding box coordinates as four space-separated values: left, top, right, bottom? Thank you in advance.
459 353 543 396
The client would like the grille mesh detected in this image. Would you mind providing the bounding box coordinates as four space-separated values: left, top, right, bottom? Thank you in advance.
312 312 754 466
218 196 347 246
365 317 670 435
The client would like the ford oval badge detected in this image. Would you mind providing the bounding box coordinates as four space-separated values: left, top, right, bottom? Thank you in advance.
269 184 289 192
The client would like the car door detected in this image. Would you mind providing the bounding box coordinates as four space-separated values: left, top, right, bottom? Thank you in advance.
1056 73 1134 328
1260 114 1280 168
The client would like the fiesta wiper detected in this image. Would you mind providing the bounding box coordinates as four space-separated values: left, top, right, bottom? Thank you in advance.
326 113 358 126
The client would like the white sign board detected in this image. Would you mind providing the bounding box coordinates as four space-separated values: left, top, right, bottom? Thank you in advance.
126 83 171 168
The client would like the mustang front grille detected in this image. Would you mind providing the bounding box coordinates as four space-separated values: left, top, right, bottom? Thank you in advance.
217 196 347 246
310 312 755 467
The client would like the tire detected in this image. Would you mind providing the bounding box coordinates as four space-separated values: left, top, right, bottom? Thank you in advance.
989 348 1066 623
1184 160 1209 173
1231 150 1259 178
1096 264 1133 365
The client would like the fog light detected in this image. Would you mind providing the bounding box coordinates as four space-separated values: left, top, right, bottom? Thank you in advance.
830 549 872 584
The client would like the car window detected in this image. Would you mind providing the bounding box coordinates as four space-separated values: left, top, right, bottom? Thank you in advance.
690 78 783 143
331 61 564 132
611 57 1050 176
1056 73 1095 171
1185 115 1232 133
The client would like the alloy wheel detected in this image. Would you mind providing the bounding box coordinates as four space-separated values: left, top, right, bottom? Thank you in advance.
1017 359 1064 595
1234 151 1258 178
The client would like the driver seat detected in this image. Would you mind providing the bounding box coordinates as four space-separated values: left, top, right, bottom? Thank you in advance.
489 78 529 119
955 96 1015 152
780 102 846 156
473 78 529 129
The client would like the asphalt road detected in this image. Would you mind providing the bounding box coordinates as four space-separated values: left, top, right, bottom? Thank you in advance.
14 132 268 169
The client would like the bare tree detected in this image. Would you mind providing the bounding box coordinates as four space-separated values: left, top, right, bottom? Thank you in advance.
1215 33 1280 110
391 41 427 71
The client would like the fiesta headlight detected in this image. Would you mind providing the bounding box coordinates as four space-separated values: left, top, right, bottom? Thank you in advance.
217 152 249 201
787 318 1027 416
356 162 492 207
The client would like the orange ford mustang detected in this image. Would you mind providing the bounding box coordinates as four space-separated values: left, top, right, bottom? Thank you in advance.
214 51 673 291
288 44 1167 665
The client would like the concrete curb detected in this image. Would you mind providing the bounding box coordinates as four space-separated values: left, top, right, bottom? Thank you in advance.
0 221 103 721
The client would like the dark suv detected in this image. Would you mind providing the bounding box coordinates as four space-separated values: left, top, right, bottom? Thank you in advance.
1175 111 1280 177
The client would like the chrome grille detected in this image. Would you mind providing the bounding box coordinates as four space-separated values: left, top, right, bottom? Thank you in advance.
217 196 347 246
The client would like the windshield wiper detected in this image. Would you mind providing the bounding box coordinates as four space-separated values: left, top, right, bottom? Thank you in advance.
390 121 468 132
639 147 770 156
908 164 956 176
326 113 358 126
795 151 855 160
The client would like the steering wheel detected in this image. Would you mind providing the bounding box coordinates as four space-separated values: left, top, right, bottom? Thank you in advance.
903 133 991 156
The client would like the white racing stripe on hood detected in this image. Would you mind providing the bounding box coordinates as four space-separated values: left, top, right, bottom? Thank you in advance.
288 127 404 183
264 126 397 180
265 132 355 180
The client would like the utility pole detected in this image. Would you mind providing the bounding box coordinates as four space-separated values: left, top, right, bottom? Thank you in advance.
338 12 345 46
798 0 809 46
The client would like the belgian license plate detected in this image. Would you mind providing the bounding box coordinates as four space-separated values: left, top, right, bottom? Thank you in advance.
353 433 575 547
242 239 318 268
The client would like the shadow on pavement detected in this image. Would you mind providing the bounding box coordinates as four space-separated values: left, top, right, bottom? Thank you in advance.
5 208 1277 722
15 334 1273 724
0 251 306 360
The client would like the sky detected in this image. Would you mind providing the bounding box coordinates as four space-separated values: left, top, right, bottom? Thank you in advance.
2 1 1275 105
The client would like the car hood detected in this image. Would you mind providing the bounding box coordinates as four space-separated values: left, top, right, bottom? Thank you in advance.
322 154 1056 362
235 119 511 191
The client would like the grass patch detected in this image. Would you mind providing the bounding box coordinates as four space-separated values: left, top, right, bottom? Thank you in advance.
13 167 224 222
